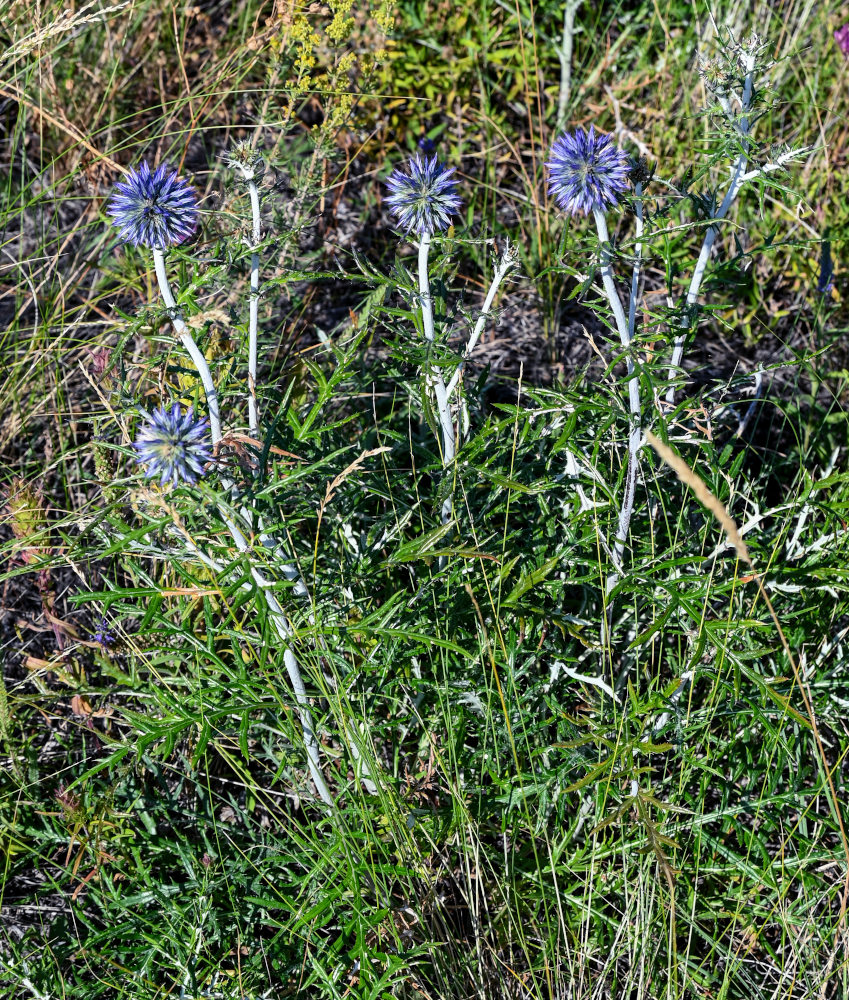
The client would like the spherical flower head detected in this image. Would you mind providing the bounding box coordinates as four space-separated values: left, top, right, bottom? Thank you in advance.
134 403 212 487
546 126 630 217
835 23 849 57
107 161 199 248
385 154 463 235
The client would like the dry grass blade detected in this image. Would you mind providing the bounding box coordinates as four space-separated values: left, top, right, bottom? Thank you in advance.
321 447 391 511
313 447 391 574
645 431 751 567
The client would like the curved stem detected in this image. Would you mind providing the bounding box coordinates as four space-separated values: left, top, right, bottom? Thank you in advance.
152 247 222 444
151 247 333 807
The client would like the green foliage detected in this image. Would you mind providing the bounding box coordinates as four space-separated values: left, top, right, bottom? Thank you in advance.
2 1 849 999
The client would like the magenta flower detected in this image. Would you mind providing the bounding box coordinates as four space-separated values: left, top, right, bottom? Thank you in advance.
835 23 849 55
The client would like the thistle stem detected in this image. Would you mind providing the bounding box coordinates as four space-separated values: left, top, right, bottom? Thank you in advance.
152 247 222 445
152 246 333 807
222 514 334 807
417 234 456 525
236 166 262 439
666 51 756 404
592 210 643 635
605 189 644 594
418 233 436 345
445 242 519 398
555 0 582 134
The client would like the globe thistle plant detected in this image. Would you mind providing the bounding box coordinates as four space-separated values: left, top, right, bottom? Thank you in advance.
385 154 462 519
546 126 630 217
106 158 223 444
105 159 335 808
134 403 212 487
548 126 639 639
385 154 463 235
107 161 199 248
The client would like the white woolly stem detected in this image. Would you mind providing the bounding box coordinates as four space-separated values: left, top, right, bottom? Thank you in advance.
627 185 644 343
152 247 222 444
738 146 812 184
418 234 456 525
445 242 519 398
592 211 632 363
666 51 756 404
555 0 582 134
606 189 644 595
418 233 436 345
233 164 261 439
222 514 334 807
152 246 333 807
592 210 643 643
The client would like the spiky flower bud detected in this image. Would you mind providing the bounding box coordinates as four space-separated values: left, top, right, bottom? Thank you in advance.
546 126 630 217
134 404 213 487
225 140 263 179
107 162 199 249
738 31 765 56
385 154 463 235
629 155 652 187
698 55 733 95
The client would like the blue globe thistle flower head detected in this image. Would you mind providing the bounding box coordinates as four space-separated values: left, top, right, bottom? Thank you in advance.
546 127 630 217
107 161 199 248
134 403 212 487
385 154 463 235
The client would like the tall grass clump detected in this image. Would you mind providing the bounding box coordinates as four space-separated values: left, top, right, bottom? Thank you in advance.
1 2 849 999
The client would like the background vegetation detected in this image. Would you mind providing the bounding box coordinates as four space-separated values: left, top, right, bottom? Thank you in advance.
2 0 849 997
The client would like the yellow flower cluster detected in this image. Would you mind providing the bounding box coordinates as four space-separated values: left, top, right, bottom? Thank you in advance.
327 0 355 43
265 0 395 131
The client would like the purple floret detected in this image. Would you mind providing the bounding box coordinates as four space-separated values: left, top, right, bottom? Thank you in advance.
90 618 116 649
107 161 199 248
546 126 630 217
